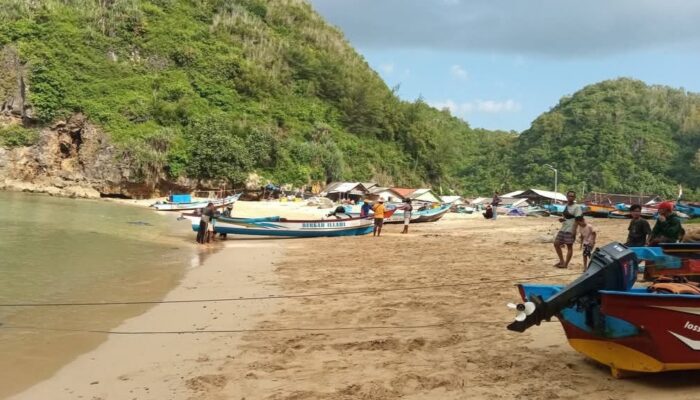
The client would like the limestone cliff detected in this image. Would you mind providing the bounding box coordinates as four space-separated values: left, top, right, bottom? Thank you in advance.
0 115 188 198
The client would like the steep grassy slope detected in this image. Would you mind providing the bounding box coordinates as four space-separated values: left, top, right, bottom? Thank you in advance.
0 0 507 192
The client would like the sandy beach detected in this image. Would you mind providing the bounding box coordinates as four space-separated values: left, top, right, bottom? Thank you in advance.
11 208 700 400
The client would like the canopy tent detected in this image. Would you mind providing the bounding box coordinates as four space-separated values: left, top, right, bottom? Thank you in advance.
511 189 567 205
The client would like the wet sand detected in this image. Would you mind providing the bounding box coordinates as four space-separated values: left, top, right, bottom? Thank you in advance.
12 213 700 399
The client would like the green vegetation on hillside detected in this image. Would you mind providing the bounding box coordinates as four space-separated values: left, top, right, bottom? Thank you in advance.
515 79 700 199
0 0 506 192
0 3 698 198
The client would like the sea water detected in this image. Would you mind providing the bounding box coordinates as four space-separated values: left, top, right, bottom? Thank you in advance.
0 192 194 398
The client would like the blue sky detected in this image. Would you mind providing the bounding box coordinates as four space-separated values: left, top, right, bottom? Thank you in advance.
308 0 700 132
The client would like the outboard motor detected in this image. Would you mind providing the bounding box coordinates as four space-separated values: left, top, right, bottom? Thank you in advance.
507 242 638 333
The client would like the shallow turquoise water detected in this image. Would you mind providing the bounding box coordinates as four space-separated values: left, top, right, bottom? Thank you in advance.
0 191 194 397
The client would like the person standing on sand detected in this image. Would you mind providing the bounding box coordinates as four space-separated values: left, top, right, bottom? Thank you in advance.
625 204 651 247
553 191 583 268
577 217 597 269
401 198 413 234
372 199 386 237
491 191 501 220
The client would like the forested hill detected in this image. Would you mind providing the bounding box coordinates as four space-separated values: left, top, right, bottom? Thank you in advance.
514 79 700 198
1 3 698 199
0 0 509 195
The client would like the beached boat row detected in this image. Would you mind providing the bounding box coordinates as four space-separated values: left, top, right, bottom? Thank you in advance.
184 214 381 237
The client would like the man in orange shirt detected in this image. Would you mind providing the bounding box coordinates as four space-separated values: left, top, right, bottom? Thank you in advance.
372 199 386 237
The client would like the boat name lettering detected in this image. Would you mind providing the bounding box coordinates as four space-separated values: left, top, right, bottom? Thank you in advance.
301 222 346 228
684 321 700 333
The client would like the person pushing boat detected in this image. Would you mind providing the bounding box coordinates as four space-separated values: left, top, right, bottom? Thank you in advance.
372 199 386 237
360 200 372 217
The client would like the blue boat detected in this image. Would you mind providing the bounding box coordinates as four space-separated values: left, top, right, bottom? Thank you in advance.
184 214 376 238
676 202 700 218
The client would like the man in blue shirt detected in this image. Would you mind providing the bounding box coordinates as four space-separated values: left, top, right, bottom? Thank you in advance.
360 200 372 217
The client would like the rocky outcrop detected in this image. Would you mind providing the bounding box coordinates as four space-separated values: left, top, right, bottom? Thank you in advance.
0 114 172 198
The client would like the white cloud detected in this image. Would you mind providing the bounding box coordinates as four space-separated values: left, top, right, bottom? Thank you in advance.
476 99 521 113
429 99 521 115
450 64 468 80
379 63 395 74
430 99 473 115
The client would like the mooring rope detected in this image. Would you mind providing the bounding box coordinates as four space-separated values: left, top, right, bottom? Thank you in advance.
0 319 521 335
0 272 579 308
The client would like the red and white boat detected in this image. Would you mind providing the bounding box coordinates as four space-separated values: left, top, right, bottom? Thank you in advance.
507 242 700 377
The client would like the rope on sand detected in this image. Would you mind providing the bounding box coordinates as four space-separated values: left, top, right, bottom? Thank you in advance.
0 272 580 308
0 319 535 335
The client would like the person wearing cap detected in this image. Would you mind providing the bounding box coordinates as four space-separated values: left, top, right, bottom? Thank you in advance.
372 199 386 237
649 201 684 245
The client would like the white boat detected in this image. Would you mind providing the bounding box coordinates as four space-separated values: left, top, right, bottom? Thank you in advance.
183 213 384 238
151 193 241 212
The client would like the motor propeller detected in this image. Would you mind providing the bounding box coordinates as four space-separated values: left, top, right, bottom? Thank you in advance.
507 302 536 322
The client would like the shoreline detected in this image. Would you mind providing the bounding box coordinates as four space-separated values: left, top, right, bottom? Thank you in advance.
0 191 195 399
10 239 284 400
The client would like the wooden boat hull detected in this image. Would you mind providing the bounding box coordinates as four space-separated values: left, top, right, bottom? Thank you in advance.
518 284 700 376
408 204 451 223
152 194 241 211
585 204 616 218
348 205 449 224
187 215 374 237
630 245 700 280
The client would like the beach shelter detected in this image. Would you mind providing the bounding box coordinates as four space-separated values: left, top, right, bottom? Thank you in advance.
584 192 663 206
369 187 405 202
502 190 525 198
411 189 442 203
511 189 566 205
321 182 370 203
440 195 464 205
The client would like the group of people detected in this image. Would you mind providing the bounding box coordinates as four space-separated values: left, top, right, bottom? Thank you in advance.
553 191 685 269
359 198 413 237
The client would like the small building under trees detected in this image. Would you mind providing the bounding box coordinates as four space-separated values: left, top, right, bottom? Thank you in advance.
321 182 371 203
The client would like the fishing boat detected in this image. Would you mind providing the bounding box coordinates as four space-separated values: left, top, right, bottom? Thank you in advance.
676 202 700 218
543 203 565 215
346 203 450 224
523 206 550 217
584 203 616 218
507 242 700 378
631 243 700 281
183 209 396 238
407 204 452 223
151 193 241 211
